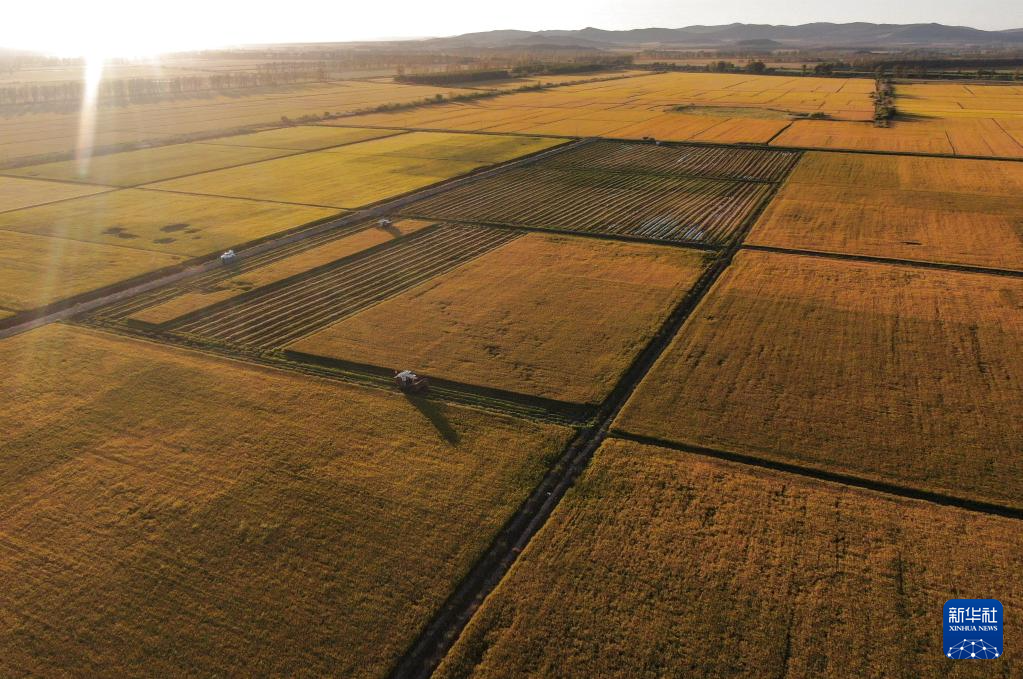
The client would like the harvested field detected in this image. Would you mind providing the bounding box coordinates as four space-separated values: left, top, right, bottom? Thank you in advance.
436 438 1023 679
545 140 800 182
0 189 338 257
0 324 571 678
199 126 402 151
168 224 520 349
289 233 708 403
748 152 1023 270
0 229 184 312
403 167 772 245
126 219 435 325
0 176 111 212
146 131 556 209
9 143 298 186
616 250 1023 509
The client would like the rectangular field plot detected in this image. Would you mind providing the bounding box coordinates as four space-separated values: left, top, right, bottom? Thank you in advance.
436 438 1023 679
0 189 338 257
615 250 1023 509
9 143 298 187
0 176 111 213
125 219 435 325
0 324 571 678
199 126 402 151
748 152 1023 270
322 130 563 163
289 233 709 403
0 229 184 312
147 132 557 209
165 224 519 350
544 140 800 182
403 167 772 245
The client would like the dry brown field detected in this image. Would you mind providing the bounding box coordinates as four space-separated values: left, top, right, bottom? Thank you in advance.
289 233 709 403
436 438 1023 679
748 152 1023 269
615 249 1023 508
0 323 572 678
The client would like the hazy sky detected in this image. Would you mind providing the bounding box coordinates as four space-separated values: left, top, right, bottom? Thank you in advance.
3 0 1021 57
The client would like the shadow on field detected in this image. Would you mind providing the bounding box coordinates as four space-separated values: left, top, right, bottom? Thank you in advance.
406 395 460 446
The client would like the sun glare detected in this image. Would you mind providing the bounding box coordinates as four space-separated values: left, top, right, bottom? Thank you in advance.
74 54 106 175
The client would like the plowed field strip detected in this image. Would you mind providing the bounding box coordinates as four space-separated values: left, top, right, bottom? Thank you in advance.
401 168 770 245
170 224 520 349
543 140 800 182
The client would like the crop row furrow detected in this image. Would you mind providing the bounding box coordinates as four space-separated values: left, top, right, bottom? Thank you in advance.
171 225 518 349
403 166 769 244
220 230 513 348
174 226 489 339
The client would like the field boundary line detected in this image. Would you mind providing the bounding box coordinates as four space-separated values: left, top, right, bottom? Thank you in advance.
765 121 794 145
0 137 591 339
74 322 584 426
0 186 122 217
191 127 410 153
743 244 1023 279
393 214 725 252
610 431 1023 520
282 350 595 424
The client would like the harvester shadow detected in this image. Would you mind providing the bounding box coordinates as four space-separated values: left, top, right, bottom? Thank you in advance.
405 394 461 446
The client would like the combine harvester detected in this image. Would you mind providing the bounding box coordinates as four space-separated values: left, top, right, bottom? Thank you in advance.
394 369 429 394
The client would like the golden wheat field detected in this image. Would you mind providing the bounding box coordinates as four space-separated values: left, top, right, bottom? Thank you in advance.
0 323 572 678
198 125 402 151
129 219 436 325
147 132 559 209
435 438 1023 679
748 152 1023 269
616 249 1023 508
8 143 298 187
333 72 875 143
0 188 338 257
0 80 474 167
774 118 1023 158
0 229 185 311
0 175 111 212
289 233 708 403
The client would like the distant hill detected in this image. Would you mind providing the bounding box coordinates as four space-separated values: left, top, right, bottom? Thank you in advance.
427 22 1023 49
